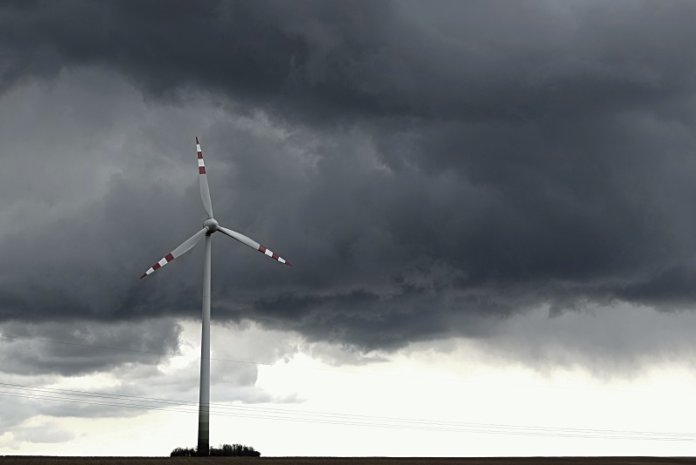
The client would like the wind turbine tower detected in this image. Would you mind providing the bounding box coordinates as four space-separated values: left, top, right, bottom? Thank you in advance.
140 138 291 455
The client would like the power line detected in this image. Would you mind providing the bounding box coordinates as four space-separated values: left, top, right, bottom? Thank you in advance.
9 336 685 398
2 337 695 443
0 382 693 442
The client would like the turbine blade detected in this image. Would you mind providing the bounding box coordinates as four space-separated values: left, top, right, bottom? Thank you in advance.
218 226 292 266
140 228 208 278
196 137 214 219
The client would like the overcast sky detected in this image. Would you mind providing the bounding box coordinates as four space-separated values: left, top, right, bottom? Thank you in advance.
2 0 696 456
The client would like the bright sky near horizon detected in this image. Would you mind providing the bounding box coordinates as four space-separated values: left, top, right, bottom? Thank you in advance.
3 313 696 456
3 0 696 457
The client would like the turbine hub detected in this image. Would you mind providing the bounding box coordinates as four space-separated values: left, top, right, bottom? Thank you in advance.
203 218 219 234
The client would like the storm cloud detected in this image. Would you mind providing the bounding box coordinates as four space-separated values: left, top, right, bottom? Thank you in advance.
2 0 696 368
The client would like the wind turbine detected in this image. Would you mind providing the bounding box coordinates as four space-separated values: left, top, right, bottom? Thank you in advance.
140 137 291 456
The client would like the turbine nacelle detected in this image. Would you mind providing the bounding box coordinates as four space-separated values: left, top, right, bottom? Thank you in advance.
203 218 219 234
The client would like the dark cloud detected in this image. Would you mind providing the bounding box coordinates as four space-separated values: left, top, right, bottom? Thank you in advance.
0 319 181 375
3 1 696 121
462 303 696 377
0 0 395 120
1 1 696 363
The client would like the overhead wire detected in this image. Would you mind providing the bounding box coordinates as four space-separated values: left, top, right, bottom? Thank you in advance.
2 336 696 442
10 336 682 397
0 382 693 442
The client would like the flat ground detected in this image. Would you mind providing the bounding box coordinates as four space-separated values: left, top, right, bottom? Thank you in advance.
2 458 696 465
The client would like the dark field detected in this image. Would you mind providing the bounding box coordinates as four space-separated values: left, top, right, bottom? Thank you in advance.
2 458 696 465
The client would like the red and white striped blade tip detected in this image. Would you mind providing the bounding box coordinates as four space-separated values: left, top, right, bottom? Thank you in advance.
139 252 176 279
196 138 207 175
257 244 293 266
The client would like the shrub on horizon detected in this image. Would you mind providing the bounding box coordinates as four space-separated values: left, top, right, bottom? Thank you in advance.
170 447 196 457
170 443 261 457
